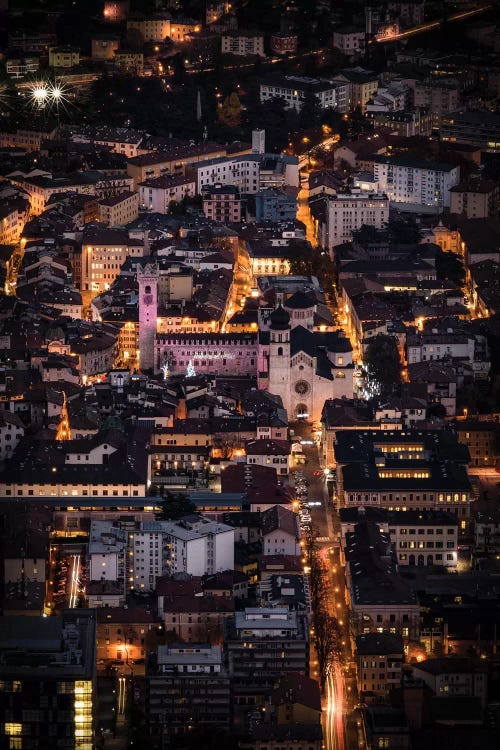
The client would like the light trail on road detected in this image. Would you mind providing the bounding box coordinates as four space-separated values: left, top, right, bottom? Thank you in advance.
376 5 491 42
68 554 80 608
118 676 126 715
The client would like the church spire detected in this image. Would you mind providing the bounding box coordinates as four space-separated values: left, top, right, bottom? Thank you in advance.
56 391 72 441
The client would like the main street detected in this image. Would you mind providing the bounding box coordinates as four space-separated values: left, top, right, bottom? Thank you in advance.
290 421 351 750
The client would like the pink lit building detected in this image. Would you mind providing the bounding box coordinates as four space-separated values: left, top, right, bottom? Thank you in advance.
202 184 241 223
155 333 258 376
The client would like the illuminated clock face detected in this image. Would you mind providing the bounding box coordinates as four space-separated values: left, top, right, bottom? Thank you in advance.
295 380 309 395
143 294 153 306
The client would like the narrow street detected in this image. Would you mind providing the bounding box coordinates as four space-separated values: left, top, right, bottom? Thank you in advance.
290 421 350 750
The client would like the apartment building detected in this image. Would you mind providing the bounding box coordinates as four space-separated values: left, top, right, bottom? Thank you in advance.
88 520 128 589
414 79 460 127
196 153 299 194
81 227 144 295
126 14 171 42
0 199 30 245
127 144 227 189
332 67 378 112
98 191 139 227
139 175 196 212
333 27 366 58
453 420 500 468
114 50 144 74
6 56 39 77
148 644 231 737
270 32 298 55
387 510 459 568
260 76 349 113
356 632 404 700
450 178 499 218
96 606 161 661
48 46 80 68
224 607 309 704
344 520 420 642
202 184 242 223
0 612 96 750
440 110 500 153
412 657 488 708
91 34 120 60
128 517 234 591
221 31 265 57
373 156 460 211
325 190 389 249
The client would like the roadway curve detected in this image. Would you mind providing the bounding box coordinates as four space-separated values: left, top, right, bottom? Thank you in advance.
376 4 491 42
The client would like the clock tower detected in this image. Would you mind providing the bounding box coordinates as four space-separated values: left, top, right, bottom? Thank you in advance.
137 262 159 372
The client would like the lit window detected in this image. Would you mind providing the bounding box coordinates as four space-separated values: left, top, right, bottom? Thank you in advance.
4 725 22 736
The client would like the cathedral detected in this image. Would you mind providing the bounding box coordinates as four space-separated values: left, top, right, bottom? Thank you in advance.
258 305 354 423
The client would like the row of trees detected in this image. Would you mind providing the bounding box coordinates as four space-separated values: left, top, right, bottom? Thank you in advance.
303 526 342 692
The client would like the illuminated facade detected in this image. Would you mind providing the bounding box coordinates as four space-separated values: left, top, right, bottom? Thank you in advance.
0 612 96 750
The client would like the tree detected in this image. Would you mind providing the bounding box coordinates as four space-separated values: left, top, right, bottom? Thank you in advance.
364 334 402 397
314 609 342 692
158 491 196 520
299 90 322 129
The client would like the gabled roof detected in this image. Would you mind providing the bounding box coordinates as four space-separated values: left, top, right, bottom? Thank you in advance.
261 505 298 538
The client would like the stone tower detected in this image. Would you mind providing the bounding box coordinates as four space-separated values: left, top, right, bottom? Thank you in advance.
137 262 159 372
268 305 291 415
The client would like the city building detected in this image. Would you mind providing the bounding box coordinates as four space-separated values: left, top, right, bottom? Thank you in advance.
161 594 234 642
81 227 145 296
245 439 292 477
103 0 130 22
411 657 488 708
449 178 499 219
271 672 321 725
414 79 460 128
48 46 80 68
452 420 500 468
344 520 420 642
114 50 144 74
355 632 405 700
196 153 299 194
90 34 120 60
88 519 127 591
270 32 298 55
96 606 160 661
221 31 265 57
224 607 309 704
6 56 39 78
260 504 300 555
440 111 500 153
333 27 366 58
260 76 349 113
126 14 171 42
373 156 460 212
387 510 459 568
332 67 379 112
98 191 139 227
202 184 242 223
0 611 96 750
254 189 297 222
147 644 231 737
324 190 389 249
139 175 196 212
128 517 234 590
127 144 228 190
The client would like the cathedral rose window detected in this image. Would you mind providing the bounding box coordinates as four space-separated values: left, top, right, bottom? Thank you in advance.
295 380 309 395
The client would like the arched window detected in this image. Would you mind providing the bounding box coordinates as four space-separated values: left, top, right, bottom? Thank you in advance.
145 285 151 295
277 346 283 356
336 371 346 378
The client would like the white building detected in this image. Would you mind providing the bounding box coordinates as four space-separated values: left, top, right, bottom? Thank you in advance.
333 27 366 57
260 76 349 113
386 511 459 568
261 505 301 556
196 154 299 194
139 175 196 213
325 190 389 249
245 439 291 476
406 332 476 366
374 156 460 212
88 520 127 584
0 411 25 462
128 517 234 591
412 658 488 708
221 32 265 57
